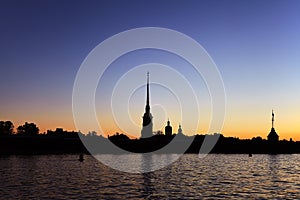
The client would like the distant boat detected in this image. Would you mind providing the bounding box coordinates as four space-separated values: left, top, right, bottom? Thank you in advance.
79 154 84 162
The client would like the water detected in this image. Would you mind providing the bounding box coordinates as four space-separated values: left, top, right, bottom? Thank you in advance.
1 154 300 199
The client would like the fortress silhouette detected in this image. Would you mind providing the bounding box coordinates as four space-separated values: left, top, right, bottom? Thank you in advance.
140 72 280 145
1 73 299 155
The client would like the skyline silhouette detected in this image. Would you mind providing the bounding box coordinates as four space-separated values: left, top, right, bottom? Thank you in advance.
0 104 286 142
0 116 298 155
0 107 295 156
0 107 282 140
1 83 290 155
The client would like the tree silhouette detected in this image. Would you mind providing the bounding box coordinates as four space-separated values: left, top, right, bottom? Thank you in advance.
17 122 39 135
108 132 130 141
0 121 14 135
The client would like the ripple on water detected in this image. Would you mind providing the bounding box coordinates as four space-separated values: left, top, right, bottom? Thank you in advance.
1 154 300 199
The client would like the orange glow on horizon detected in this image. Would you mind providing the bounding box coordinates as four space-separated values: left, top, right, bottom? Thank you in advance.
1 99 300 141
3 116 300 141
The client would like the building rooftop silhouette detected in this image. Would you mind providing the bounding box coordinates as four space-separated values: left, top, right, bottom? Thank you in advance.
165 119 172 136
177 124 183 135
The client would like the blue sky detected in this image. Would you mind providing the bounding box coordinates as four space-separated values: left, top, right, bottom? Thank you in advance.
1 0 300 139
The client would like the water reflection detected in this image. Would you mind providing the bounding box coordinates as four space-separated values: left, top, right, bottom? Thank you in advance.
1 154 300 199
142 173 155 199
268 154 279 177
141 153 153 172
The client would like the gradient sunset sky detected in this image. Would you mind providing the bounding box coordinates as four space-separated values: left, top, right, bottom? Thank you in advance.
1 0 300 140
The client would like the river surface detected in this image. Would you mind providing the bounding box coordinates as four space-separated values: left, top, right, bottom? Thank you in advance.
1 154 300 199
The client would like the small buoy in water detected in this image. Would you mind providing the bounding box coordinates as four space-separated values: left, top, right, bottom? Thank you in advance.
249 153 252 157
79 154 84 162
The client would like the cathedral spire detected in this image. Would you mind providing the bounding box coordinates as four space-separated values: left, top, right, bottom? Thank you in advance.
146 72 150 112
272 109 274 128
141 72 153 138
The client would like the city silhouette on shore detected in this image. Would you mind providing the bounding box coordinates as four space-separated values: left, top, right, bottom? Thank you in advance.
0 73 299 155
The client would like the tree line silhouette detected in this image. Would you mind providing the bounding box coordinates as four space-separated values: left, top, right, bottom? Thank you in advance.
0 121 80 137
0 121 39 136
1 120 300 155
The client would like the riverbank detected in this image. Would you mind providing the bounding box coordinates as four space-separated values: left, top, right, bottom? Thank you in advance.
1 135 300 155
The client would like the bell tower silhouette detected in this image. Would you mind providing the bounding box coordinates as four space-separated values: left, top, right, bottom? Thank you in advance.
141 72 153 138
165 119 172 136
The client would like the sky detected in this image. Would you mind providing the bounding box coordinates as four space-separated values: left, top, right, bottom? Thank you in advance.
1 0 300 140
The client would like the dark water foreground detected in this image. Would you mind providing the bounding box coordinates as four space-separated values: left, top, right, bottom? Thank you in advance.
1 154 300 199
